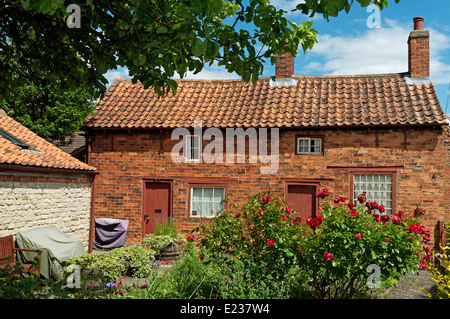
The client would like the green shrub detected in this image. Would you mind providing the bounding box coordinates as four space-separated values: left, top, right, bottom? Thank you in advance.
142 221 185 253
427 224 450 299
109 244 218 299
153 220 180 238
142 234 179 252
194 193 308 298
67 245 156 282
298 191 430 299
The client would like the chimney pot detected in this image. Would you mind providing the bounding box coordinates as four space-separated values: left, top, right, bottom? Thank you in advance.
413 16 424 30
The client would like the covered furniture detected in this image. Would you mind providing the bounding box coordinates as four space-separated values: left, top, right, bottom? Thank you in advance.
93 218 129 249
15 226 85 280
0 235 42 275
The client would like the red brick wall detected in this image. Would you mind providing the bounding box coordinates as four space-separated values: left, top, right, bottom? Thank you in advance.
88 126 449 251
275 52 294 79
408 30 430 78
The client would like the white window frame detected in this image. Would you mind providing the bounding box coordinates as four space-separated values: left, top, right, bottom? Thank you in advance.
186 135 201 162
190 186 225 218
353 174 394 215
297 137 322 154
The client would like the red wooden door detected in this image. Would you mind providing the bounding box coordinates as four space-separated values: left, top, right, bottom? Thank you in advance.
286 184 318 221
143 182 171 236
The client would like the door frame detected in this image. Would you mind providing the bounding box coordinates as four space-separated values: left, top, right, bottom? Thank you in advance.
284 179 321 218
141 178 174 237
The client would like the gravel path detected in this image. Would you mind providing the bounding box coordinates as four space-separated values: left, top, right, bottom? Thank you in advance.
379 271 436 299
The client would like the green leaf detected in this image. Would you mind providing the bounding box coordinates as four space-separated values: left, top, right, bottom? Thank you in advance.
137 54 146 66
192 38 205 57
36 0 52 14
21 0 30 10
156 25 168 34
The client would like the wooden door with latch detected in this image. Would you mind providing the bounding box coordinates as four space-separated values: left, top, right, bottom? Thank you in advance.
142 181 171 236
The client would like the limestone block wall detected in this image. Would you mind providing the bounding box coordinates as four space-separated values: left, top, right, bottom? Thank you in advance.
0 172 93 249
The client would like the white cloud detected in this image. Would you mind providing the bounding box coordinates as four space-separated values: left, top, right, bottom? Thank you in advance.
104 67 130 87
270 0 303 16
300 18 450 85
174 61 240 80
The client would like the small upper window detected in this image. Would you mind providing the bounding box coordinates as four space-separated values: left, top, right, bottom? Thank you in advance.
186 135 201 162
296 137 322 155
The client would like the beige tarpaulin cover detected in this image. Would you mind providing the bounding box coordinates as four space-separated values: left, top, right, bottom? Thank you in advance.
15 226 85 280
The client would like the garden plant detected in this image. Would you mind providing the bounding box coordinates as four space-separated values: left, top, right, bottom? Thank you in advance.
426 223 450 299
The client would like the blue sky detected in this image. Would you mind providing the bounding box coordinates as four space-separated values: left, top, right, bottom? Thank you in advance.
106 0 450 113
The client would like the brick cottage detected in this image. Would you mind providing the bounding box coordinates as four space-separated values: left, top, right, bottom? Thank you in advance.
84 17 449 252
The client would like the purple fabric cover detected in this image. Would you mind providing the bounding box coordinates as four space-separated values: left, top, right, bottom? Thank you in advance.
94 218 129 249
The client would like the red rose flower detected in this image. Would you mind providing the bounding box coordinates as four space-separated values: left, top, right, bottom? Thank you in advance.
392 211 405 227
261 195 271 204
355 233 364 239
350 209 359 217
307 214 324 230
286 207 293 214
408 223 423 234
333 197 346 203
267 238 275 247
414 207 424 217
199 253 204 260
373 213 380 223
324 251 333 261
258 209 264 215
380 215 390 223
315 188 329 199
357 192 367 204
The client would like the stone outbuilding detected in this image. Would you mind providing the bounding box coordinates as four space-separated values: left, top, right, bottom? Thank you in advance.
0 109 97 249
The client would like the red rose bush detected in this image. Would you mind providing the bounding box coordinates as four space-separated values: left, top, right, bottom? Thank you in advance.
299 188 431 298
193 190 431 299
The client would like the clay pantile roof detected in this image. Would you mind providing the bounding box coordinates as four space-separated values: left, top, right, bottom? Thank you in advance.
84 73 447 129
0 110 96 172
53 132 86 154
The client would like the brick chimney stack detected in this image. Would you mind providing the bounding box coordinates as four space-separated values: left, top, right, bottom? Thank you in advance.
275 51 294 79
408 16 430 78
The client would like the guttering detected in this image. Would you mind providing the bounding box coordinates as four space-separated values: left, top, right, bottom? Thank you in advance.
82 122 447 132
0 164 97 175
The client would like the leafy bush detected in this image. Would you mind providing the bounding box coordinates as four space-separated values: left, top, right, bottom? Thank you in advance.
142 235 180 252
67 245 156 282
108 243 219 299
427 224 450 299
153 220 180 238
299 193 430 298
142 221 185 253
193 193 307 298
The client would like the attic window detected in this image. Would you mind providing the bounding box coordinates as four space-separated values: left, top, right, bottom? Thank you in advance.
295 136 324 155
0 128 29 149
186 135 201 162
